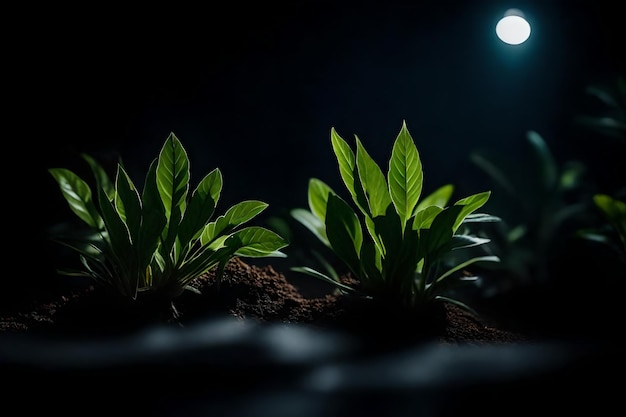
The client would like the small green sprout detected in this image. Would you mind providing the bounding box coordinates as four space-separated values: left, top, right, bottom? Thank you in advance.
291 121 499 313
49 132 288 303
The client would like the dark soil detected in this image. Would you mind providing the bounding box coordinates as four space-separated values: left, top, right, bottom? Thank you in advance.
1 258 621 417
0 257 529 348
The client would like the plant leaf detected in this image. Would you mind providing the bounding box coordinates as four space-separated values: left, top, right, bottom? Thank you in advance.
156 132 190 218
201 200 268 244
462 213 501 223
434 255 500 284
96 185 137 297
375 207 421 290
447 234 492 250
331 128 357 201
308 178 335 222
49 168 103 229
356 136 392 218
175 245 237 288
331 128 369 214
290 208 329 246
156 133 190 258
82 153 116 201
415 184 454 213
139 160 167 277
178 168 222 247
115 165 142 244
291 266 357 293
359 239 383 284
421 205 463 264
325 194 363 278
228 226 289 257
413 205 443 230
451 191 491 232
388 120 423 227
526 130 557 192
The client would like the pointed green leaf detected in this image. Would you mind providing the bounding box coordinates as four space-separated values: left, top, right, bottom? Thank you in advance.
114 165 142 243
155 133 190 258
49 168 104 229
290 208 329 246
308 178 335 222
139 160 167 271
331 128 370 214
201 200 268 244
388 121 423 226
416 184 454 212
178 168 222 247
82 153 115 201
156 132 190 219
413 205 443 230
356 136 391 217
228 226 288 257
331 127 357 200
452 191 491 232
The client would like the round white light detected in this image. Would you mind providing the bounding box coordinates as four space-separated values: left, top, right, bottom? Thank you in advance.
496 11 531 45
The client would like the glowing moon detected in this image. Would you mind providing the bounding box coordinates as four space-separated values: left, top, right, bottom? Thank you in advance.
496 9 531 45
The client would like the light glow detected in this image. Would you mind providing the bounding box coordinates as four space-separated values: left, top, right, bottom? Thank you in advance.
496 9 531 45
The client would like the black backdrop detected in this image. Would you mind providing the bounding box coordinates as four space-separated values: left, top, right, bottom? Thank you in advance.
9 0 623 302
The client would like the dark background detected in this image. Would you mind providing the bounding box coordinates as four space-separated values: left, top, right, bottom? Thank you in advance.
11 0 623 301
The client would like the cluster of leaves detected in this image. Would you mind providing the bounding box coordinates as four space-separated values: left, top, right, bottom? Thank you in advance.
469 75 626 292
469 130 592 288
49 132 288 301
291 121 499 312
575 75 626 262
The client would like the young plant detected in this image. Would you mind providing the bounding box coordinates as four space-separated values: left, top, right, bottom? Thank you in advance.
291 121 499 312
49 132 288 302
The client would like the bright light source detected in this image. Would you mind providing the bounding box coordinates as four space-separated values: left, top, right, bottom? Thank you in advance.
496 9 531 45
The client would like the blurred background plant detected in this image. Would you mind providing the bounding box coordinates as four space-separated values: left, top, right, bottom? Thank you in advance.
573 75 626 276
467 129 593 294
463 75 626 338
577 193 626 260
574 76 625 143
575 75 625 256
